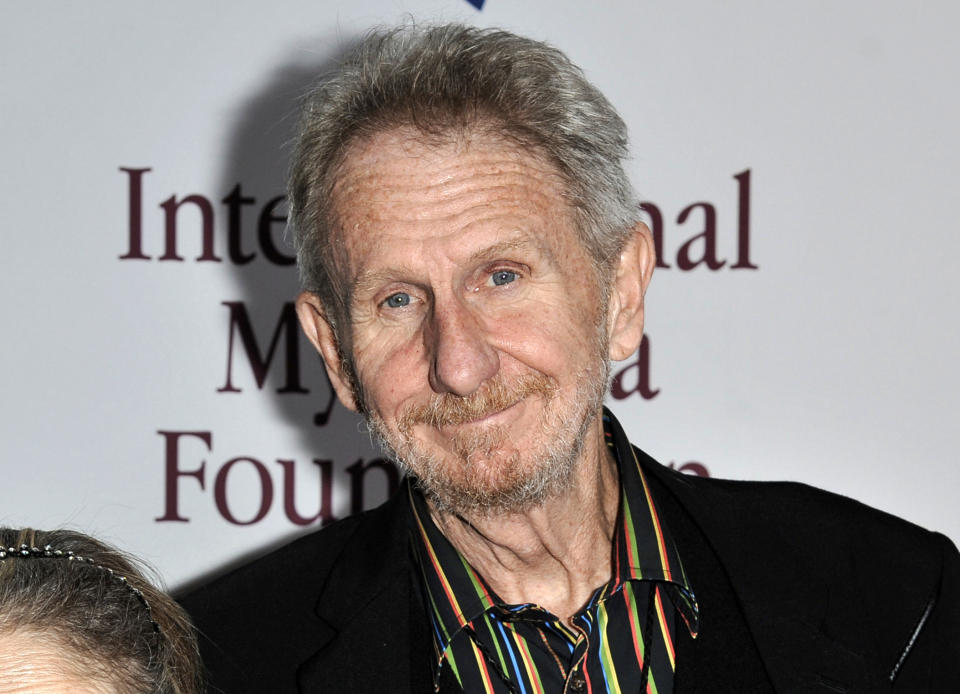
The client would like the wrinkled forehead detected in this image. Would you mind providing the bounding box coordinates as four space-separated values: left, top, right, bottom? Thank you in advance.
327 125 582 279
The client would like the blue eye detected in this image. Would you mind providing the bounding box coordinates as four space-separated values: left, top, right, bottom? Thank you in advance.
384 292 411 308
491 270 517 286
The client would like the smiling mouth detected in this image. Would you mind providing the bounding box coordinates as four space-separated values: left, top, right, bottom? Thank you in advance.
397 373 557 436
440 398 521 431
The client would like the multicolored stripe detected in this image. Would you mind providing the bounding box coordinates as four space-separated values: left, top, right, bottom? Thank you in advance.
407 408 698 693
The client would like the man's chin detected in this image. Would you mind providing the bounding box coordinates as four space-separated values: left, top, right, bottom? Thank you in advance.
405 445 578 517
367 388 599 515
415 471 570 517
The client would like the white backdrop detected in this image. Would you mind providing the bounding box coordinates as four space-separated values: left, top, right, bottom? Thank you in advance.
2 0 957 591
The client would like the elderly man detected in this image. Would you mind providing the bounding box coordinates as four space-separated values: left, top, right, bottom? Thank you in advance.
183 24 960 693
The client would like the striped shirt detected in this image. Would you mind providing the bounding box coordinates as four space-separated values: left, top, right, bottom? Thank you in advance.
407 409 699 694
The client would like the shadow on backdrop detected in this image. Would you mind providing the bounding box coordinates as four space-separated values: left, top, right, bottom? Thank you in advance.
178 31 399 593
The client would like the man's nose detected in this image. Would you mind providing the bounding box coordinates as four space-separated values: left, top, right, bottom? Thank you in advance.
426 301 499 396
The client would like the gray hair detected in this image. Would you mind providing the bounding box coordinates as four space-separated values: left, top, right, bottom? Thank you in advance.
288 23 641 329
0 528 202 694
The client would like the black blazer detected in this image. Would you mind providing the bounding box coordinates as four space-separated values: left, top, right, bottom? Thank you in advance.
181 449 960 693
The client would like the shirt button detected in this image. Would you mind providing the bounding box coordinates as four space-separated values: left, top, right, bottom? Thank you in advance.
568 671 586 692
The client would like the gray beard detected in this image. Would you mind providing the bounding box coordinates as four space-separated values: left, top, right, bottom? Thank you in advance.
364 358 610 517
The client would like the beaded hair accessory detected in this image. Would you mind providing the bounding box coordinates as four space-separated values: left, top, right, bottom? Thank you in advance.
0 543 161 635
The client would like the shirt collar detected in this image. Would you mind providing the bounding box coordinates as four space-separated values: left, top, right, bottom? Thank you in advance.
406 407 699 660
603 408 700 635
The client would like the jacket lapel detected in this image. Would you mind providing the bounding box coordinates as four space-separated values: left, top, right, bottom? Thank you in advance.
637 451 890 694
642 453 885 693
295 484 431 694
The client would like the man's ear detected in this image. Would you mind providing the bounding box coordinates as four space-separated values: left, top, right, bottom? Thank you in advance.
295 291 359 412
606 222 656 361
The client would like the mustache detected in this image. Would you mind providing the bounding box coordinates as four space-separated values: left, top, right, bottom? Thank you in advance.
397 373 558 434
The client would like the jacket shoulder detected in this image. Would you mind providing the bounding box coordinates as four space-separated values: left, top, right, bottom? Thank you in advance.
180 510 364 618
639 448 960 686
638 446 943 566
178 502 395 694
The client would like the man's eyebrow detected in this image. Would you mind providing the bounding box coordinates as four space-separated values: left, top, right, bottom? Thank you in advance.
467 236 541 265
350 235 544 294
350 267 410 297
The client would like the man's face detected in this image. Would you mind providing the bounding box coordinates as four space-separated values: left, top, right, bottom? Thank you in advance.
315 127 614 514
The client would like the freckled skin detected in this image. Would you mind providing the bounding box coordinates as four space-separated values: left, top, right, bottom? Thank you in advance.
297 125 655 618
328 127 606 492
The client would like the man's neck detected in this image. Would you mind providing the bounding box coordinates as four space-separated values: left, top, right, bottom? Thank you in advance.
427 416 621 624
